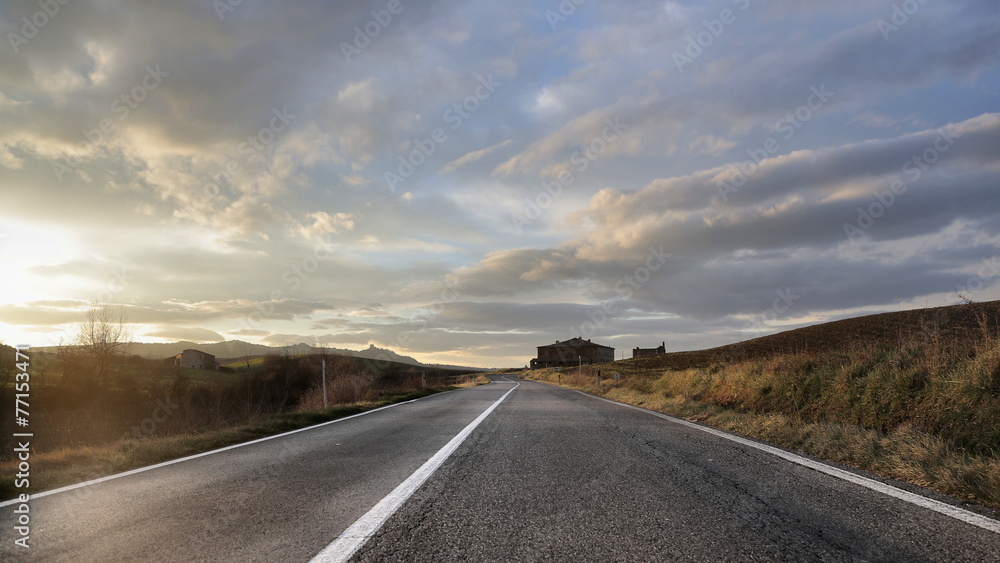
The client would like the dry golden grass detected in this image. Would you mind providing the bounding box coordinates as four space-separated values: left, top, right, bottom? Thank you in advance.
452 373 492 388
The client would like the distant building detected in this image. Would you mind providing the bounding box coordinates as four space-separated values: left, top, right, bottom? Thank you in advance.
175 349 217 370
633 341 666 359
530 338 615 369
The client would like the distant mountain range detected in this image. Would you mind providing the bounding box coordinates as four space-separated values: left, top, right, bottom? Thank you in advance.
34 340 483 371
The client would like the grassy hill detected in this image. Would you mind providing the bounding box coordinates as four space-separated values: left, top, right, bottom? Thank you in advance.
624 300 1000 372
219 352 478 380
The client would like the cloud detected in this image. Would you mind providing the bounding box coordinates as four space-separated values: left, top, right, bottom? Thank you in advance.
439 139 513 173
585 114 1000 258
225 328 270 337
492 101 645 178
448 113 1000 325
260 333 320 346
688 135 738 156
2 0 1000 367
143 327 225 343
297 211 356 239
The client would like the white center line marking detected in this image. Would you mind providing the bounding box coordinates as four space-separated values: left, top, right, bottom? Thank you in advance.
311 380 519 563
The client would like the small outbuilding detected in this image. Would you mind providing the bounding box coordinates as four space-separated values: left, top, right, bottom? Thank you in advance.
633 341 666 359
530 338 615 369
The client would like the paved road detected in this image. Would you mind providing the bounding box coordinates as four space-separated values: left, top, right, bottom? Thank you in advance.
0 381 516 562
4 377 1000 561
355 378 1000 562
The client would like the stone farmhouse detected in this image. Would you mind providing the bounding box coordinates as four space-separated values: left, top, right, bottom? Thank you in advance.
174 349 217 370
531 338 615 369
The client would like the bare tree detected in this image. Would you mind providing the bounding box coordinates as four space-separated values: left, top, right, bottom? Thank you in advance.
238 342 258 374
73 303 134 388
238 342 260 417
276 343 294 411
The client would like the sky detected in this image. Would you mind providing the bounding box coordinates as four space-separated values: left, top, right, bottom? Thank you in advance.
1 0 999 368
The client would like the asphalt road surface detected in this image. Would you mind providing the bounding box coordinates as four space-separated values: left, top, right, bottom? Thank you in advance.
3 376 1000 561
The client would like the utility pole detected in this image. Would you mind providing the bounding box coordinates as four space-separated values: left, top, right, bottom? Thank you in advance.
322 357 327 408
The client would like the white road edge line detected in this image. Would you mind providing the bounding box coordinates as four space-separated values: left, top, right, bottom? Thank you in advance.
311 379 520 563
577 390 1000 535
0 388 461 508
